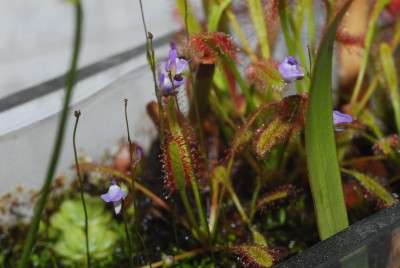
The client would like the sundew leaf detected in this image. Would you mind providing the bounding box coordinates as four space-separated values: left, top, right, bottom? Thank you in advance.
232 102 275 152
257 185 298 210
380 43 400 134
305 0 352 240
247 0 270 59
235 244 276 268
246 60 286 92
253 116 293 159
341 168 396 207
250 227 268 247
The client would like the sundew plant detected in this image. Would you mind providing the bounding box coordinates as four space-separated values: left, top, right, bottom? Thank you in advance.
4 0 400 267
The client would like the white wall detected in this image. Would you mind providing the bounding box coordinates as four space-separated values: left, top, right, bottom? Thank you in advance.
0 0 180 198
0 0 178 98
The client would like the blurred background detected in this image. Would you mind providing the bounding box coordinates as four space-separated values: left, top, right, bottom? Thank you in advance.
0 0 178 196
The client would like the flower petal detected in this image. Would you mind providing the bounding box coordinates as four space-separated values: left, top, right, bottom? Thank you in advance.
167 49 178 73
278 56 304 83
158 73 165 89
101 185 126 202
175 58 191 75
333 110 352 131
112 200 122 214
159 76 185 97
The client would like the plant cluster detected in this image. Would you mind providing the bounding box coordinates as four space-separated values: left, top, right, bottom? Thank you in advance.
1 0 400 267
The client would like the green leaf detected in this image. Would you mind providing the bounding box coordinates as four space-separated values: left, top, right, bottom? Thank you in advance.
341 168 396 207
247 0 270 59
207 0 232 32
351 0 390 104
380 43 400 134
176 0 202 34
253 116 292 158
278 0 295 56
235 244 275 267
232 102 274 152
250 227 268 247
305 1 353 240
49 195 111 231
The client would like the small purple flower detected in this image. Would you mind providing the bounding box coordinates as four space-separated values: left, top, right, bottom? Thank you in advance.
165 49 191 76
278 56 304 83
101 181 126 214
132 144 144 166
158 73 185 97
333 110 352 131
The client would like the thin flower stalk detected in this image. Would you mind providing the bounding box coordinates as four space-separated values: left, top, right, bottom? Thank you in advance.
138 0 166 141
124 99 151 266
122 209 134 268
72 110 91 267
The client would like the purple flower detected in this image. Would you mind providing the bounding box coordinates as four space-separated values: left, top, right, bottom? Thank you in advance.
158 73 185 97
165 49 191 76
132 144 144 166
278 56 304 83
333 110 352 131
101 181 126 214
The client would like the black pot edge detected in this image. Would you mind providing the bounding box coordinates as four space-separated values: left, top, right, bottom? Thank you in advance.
277 203 400 267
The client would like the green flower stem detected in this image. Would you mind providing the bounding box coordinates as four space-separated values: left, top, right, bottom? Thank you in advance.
249 175 262 220
212 153 235 237
124 99 151 266
226 182 250 224
138 0 166 142
122 209 134 268
221 55 256 112
123 100 138 251
18 3 83 267
306 0 316 53
72 111 90 268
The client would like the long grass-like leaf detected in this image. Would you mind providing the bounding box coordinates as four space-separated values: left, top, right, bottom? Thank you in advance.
247 0 270 59
380 43 400 134
176 0 202 34
18 3 83 267
350 0 390 105
207 0 232 32
305 0 353 240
